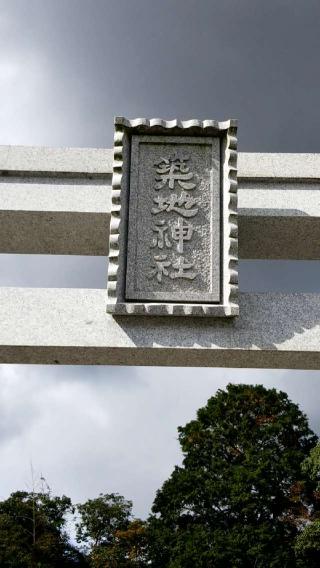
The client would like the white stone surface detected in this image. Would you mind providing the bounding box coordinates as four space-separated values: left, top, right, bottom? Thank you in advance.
107 119 238 317
238 153 320 179
0 176 111 212
1 145 319 367
1 287 320 369
0 145 112 174
1 146 319 178
0 146 319 258
0 175 111 255
0 146 112 254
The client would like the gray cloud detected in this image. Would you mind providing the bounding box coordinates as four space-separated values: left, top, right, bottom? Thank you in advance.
1 0 320 149
0 364 319 519
1 0 320 520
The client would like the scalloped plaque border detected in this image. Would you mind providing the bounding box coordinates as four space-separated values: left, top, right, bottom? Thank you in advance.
107 117 238 317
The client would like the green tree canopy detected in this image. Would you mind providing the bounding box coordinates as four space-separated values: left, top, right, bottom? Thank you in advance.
76 493 132 549
76 493 147 567
301 441 320 491
295 519 320 567
0 490 85 567
148 384 318 568
294 442 320 566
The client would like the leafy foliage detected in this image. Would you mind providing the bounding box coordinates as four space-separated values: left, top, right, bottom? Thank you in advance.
301 442 320 491
294 443 320 566
0 385 319 567
295 519 320 566
0 490 85 567
76 494 147 566
148 384 318 567
113 519 148 567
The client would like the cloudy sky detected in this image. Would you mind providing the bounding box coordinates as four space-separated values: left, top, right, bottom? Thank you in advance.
1 0 320 520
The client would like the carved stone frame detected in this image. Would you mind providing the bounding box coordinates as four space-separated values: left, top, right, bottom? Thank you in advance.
107 117 238 317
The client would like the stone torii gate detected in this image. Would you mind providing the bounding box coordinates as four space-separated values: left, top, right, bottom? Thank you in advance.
0 128 320 369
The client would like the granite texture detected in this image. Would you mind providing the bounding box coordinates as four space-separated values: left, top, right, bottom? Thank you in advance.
1 145 320 367
126 135 220 302
0 145 112 175
237 153 320 179
0 145 319 258
107 117 238 316
1 287 320 369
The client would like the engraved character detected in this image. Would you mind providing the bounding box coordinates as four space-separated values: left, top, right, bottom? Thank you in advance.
148 255 171 283
170 257 197 280
154 155 196 190
151 191 199 218
171 218 194 253
151 220 172 249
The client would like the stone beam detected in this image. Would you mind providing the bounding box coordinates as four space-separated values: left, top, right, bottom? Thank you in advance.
1 287 320 369
0 146 112 256
0 176 111 255
0 147 320 258
0 145 112 175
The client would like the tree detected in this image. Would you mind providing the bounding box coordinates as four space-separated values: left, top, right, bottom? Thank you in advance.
294 442 320 566
113 519 148 567
76 493 132 550
301 442 320 492
0 490 86 567
76 493 147 567
147 384 318 568
295 520 320 566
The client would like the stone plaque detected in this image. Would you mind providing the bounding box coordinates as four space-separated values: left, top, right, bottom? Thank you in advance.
107 118 238 317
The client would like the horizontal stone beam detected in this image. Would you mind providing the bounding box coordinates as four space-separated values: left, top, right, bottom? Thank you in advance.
238 180 320 259
239 153 320 259
0 145 113 175
1 146 319 179
0 146 320 258
0 287 320 368
238 152 320 179
0 175 111 255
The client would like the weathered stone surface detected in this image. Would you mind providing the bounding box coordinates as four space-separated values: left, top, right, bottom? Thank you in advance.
0 145 112 175
107 118 238 316
126 136 220 302
1 287 320 369
0 146 320 258
238 152 320 179
1 145 320 367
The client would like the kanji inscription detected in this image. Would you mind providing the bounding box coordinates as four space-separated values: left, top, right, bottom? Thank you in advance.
107 117 238 316
152 192 198 217
154 155 196 190
125 135 221 302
